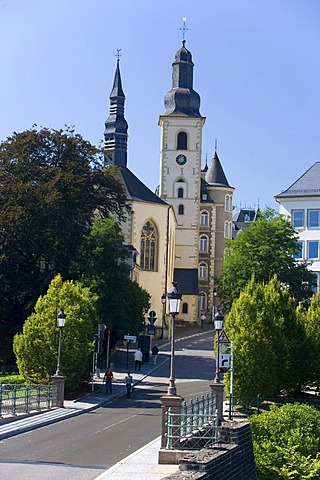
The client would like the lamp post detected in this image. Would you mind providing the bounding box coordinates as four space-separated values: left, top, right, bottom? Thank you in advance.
167 282 182 396
213 308 224 383
161 293 166 339
55 309 66 376
212 287 218 316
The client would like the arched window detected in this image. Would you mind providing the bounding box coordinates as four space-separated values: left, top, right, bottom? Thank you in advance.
178 204 184 215
182 302 188 314
199 292 207 311
177 131 188 150
199 262 208 280
225 194 233 212
178 187 184 198
200 210 209 226
199 235 208 251
224 221 232 239
140 220 158 271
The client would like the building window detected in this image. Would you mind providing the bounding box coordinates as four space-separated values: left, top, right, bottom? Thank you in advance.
202 193 208 201
308 241 319 259
178 204 184 215
200 211 209 226
199 292 207 311
182 302 188 314
308 210 320 228
293 241 303 259
140 220 158 271
199 262 208 280
177 131 188 150
178 187 184 198
199 235 208 251
312 273 319 294
292 210 304 228
224 221 232 239
225 194 232 212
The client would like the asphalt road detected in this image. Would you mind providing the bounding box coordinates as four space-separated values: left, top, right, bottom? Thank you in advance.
0 329 215 480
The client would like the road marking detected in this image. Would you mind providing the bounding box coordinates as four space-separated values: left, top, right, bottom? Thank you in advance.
89 412 147 436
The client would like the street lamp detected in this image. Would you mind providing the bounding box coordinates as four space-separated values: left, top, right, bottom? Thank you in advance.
55 309 66 376
161 293 166 340
167 282 182 396
213 308 224 383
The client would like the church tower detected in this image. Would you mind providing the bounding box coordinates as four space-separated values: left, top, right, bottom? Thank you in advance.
104 57 128 167
159 41 206 321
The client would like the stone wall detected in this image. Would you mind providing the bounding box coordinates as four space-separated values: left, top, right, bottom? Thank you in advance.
163 421 257 480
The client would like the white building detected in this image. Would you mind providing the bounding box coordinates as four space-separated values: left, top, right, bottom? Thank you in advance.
275 162 320 292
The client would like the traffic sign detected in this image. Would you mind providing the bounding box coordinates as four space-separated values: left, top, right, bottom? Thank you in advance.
218 329 231 344
147 325 156 335
219 353 230 369
124 335 137 341
148 310 157 324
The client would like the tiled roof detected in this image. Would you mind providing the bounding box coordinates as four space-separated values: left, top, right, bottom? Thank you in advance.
276 162 320 198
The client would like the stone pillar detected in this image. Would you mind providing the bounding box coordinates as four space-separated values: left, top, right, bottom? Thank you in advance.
51 375 65 408
158 394 184 464
210 382 225 424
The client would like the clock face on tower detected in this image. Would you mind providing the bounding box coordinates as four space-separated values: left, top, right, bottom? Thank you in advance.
176 154 187 166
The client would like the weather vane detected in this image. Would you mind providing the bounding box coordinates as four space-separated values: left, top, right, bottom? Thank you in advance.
179 17 190 44
115 48 122 61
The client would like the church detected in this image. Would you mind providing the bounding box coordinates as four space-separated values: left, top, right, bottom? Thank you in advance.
103 40 234 330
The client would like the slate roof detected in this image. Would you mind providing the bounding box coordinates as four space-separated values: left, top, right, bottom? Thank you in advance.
205 152 231 187
163 41 201 118
276 162 320 198
174 268 199 295
120 167 167 205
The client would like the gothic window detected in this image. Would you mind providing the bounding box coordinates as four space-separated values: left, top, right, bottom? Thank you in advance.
178 187 184 198
140 220 158 271
182 302 188 314
177 131 188 150
178 204 184 215
200 211 209 226
199 262 208 280
199 235 208 252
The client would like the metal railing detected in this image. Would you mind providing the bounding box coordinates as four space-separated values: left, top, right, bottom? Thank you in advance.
166 392 218 450
0 383 57 417
227 394 320 420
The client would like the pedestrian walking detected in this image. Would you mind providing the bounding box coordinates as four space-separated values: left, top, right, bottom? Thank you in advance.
134 348 143 371
103 368 113 394
125 371 133 398
151 344 159 365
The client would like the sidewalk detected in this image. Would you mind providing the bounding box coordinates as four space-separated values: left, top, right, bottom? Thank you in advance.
0 323 214 479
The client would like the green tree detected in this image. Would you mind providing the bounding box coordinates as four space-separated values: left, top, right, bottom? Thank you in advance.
13 274 97 391
297 294 320 384
0 127 127 351
250 403 320 479
224 276 306 398
74 217 150 341
218 208 315 311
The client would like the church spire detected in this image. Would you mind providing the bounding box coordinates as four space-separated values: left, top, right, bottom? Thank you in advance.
163 40 201 117
205 151 230 187
104 53 128 168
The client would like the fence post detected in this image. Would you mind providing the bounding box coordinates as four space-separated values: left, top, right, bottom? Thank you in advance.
159 394 184 465
51 375 65 408
210 382 225 425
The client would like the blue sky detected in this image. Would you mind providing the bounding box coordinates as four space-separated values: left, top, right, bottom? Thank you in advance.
1 0 319 210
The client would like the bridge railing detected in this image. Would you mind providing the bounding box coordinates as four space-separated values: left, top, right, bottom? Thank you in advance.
0 382 57 417
165 391 219 450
